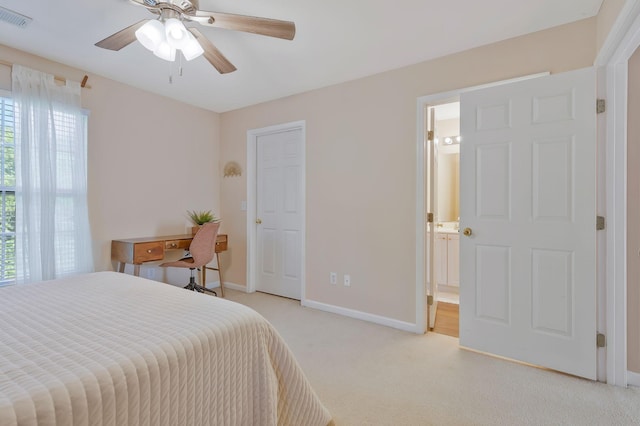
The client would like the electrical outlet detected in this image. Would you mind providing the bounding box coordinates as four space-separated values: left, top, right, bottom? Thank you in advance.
344 274 351 287
330 272 337 285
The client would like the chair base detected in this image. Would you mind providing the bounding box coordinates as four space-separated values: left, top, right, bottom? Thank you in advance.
184 272 217 296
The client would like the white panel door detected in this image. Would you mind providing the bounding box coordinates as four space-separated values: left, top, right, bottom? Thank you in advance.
256 128 304 299
459 67 596 379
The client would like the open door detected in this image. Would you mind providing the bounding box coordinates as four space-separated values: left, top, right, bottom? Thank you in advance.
255 125 305 300
459 67 597 379
426 106 439 329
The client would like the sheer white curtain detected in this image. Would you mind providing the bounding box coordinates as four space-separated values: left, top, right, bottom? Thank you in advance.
12 65 94 283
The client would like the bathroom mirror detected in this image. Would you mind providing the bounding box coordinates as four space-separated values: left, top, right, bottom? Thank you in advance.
437 143 459 222
433 103 460 225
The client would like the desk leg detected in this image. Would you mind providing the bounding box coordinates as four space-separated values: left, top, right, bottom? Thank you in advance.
117 262 125 273
133 264 141 277
217 253 224 298
203 256 224 297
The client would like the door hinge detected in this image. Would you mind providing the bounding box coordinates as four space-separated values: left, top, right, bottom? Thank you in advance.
596 99 606 114
597 333 606 348
427 295 434 306
427 212 434 223
596 216 605 231
427 130 435 141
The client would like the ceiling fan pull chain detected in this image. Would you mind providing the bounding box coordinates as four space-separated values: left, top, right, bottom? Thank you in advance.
179 52 183 77
168 59 173 84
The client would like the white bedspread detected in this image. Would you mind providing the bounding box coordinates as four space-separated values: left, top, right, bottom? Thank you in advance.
0 272 332 426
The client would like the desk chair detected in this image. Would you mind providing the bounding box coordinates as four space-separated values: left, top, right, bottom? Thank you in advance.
160 222 220 295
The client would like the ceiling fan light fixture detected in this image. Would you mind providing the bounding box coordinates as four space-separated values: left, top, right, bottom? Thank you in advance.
95 0 296 74
135 19 164 51
165 18 189 49
153 41 176 61
181 33 204 61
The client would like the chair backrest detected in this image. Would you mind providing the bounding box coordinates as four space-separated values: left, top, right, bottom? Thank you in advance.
189 222 220 267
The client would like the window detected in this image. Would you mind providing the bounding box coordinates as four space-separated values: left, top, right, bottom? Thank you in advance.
0 95 15 285
0 94 89 284
47 108 89 276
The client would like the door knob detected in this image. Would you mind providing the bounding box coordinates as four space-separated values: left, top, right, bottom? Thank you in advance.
256 218 262 224
463 227 472 236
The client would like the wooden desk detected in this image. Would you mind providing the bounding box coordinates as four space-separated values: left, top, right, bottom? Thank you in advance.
111 233 227 277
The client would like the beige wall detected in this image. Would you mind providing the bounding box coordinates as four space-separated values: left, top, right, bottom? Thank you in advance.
597 0 627 54
0 11 608 327
628 47 640 373
220 18 596 324
0 45 221 281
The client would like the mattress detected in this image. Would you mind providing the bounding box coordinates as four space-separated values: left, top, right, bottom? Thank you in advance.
0 272 332 425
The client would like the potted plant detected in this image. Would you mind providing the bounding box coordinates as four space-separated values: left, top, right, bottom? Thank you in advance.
187 210 219 235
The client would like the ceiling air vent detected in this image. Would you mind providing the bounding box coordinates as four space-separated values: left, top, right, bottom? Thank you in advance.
0 6 32 28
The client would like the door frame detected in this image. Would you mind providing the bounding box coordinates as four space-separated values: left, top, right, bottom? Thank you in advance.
415 73 550 335
246 120 307 302
595 0 640 387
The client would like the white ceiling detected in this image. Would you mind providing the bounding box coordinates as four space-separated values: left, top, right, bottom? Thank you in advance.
0 0 603 113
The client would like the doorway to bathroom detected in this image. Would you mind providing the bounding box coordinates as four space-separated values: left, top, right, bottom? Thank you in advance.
426 101 461 338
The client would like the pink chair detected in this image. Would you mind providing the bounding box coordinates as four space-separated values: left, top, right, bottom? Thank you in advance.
160 222 220 295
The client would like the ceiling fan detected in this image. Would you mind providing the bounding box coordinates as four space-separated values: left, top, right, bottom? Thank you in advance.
95 0 296 74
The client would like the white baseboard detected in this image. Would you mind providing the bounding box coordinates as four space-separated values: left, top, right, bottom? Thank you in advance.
209 283 420 333
302 298 420 334
204 281 247 292
627 371 640 387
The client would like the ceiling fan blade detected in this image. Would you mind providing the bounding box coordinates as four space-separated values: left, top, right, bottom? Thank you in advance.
95 20 149 51
194 11 295 40
188 28 237 74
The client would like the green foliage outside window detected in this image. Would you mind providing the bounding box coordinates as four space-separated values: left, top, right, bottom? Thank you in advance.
1 97 15 284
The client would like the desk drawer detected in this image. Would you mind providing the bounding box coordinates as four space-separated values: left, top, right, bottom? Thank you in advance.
215 235 228 252
134 242 164 262
165 239 191 250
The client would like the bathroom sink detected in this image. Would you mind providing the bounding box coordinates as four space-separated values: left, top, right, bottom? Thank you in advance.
437 222 460 233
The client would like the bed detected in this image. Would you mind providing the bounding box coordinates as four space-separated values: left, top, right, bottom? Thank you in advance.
0 272 332 425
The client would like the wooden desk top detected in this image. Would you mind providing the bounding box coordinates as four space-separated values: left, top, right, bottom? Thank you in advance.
111 234 228 266
112 234 199 244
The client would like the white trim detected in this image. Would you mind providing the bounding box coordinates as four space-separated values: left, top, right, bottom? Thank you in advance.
601 2 640 386
628 371 640 387
596 0 640 67
302 299 418 333
596 67 608 383
0 89 11 97
415 72 550 335
204 281 248 293
247 130 257 293
606 61 629 387
246 120 307 301
415 96 428 334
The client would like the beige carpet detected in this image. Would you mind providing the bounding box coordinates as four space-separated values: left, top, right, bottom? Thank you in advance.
223 290 640 425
